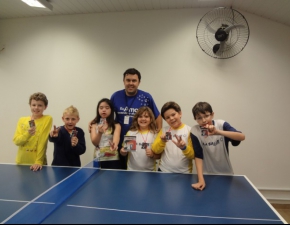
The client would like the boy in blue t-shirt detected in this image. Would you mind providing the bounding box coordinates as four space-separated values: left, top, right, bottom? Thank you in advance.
190 102 245 191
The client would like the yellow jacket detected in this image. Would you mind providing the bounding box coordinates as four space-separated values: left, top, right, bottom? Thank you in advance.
13 115 52 165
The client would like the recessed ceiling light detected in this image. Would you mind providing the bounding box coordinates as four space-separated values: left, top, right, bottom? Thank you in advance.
21 0 53 11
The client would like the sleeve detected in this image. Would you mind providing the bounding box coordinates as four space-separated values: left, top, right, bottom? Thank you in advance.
35 116 53 165
151 130 166 154
13 118 31 146
181 135 195 160
190 133 204 159
71 129 86 155
110 92 115 102
49 135 60 143
110 92 122 124
48 127 62 144
147 94 160 119
223 122 241 147
110 92 119 114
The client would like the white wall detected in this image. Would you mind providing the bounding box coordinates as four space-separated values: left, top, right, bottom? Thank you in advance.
0 9 290 200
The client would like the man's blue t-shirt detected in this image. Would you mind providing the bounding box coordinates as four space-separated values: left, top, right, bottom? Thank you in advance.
110 89 160 147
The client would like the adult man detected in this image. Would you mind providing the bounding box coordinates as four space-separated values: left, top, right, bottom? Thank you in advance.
111 68 162 169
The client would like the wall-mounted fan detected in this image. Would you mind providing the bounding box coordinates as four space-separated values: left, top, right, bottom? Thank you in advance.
196 7 250 59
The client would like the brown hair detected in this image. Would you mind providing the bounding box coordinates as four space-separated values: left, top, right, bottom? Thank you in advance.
130 107 157 133
161 102 181 119
29 92 48 106
192 102 213 119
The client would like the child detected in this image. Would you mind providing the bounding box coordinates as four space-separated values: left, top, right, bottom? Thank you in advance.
13 92 53 171
152 102 194 173
191 102 245 191
120 107 160 171
90 98 121 169
49 106 86 167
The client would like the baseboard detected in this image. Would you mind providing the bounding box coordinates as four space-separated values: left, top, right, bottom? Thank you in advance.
271 203 290 209
259 188 290 204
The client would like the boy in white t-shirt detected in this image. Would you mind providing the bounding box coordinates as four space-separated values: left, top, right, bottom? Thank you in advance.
191 102 245 191
152 102 194 173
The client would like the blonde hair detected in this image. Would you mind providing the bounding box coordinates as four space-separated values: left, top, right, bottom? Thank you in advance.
130 107 157 133
29 92 48 106
63 105 79 117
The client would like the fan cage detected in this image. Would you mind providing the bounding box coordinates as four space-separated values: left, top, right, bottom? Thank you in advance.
196 7 250 59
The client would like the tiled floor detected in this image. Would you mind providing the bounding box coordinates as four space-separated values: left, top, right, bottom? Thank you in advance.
272 204 290 223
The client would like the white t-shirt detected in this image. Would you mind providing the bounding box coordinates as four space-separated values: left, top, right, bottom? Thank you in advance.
190 120 241 175
125 130 157 171
153 124 194 174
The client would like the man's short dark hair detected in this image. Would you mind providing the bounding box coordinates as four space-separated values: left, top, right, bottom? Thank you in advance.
123 68 141 81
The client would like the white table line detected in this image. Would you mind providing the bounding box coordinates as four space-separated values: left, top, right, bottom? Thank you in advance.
0 199 55 204
67 204 282 222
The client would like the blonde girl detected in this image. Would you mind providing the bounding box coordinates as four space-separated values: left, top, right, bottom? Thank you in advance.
120 107 160 171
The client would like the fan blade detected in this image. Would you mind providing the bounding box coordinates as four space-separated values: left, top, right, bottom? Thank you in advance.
205 22 216 34
224 24 245 33
213 41 226 55
213 44 220 54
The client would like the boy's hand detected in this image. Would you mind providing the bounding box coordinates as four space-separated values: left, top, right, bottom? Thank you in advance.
120 148 128 156
71 137 78 147
172 135 186 150
28 126 36 136
146 148 154 158
203 124 217 136
160 134 168 142
30 164 42 172
50 125 60 137
191 181 206 191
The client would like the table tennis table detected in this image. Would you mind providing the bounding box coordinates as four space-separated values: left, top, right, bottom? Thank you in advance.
0 163 286 224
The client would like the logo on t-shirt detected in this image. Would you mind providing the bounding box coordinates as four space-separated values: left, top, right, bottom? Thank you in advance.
137 94 150 106
119 107 139 115
202 137 224 146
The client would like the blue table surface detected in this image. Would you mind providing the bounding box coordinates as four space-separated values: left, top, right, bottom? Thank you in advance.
0 164 285 224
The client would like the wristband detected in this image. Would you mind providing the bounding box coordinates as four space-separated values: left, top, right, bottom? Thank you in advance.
180 146 187 151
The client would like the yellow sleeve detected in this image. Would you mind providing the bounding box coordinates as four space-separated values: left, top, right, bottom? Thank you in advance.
13 118 31 146
181 134 195 160
151 129 166 154
35 116 53 165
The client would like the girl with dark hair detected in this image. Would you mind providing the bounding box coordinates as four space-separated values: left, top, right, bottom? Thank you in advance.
90 98 121 169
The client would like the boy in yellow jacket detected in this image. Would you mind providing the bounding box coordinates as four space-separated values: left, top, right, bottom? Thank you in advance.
152 102 194 173
13 92 52 171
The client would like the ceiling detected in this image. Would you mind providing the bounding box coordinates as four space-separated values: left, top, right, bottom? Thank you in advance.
0 0 290 27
